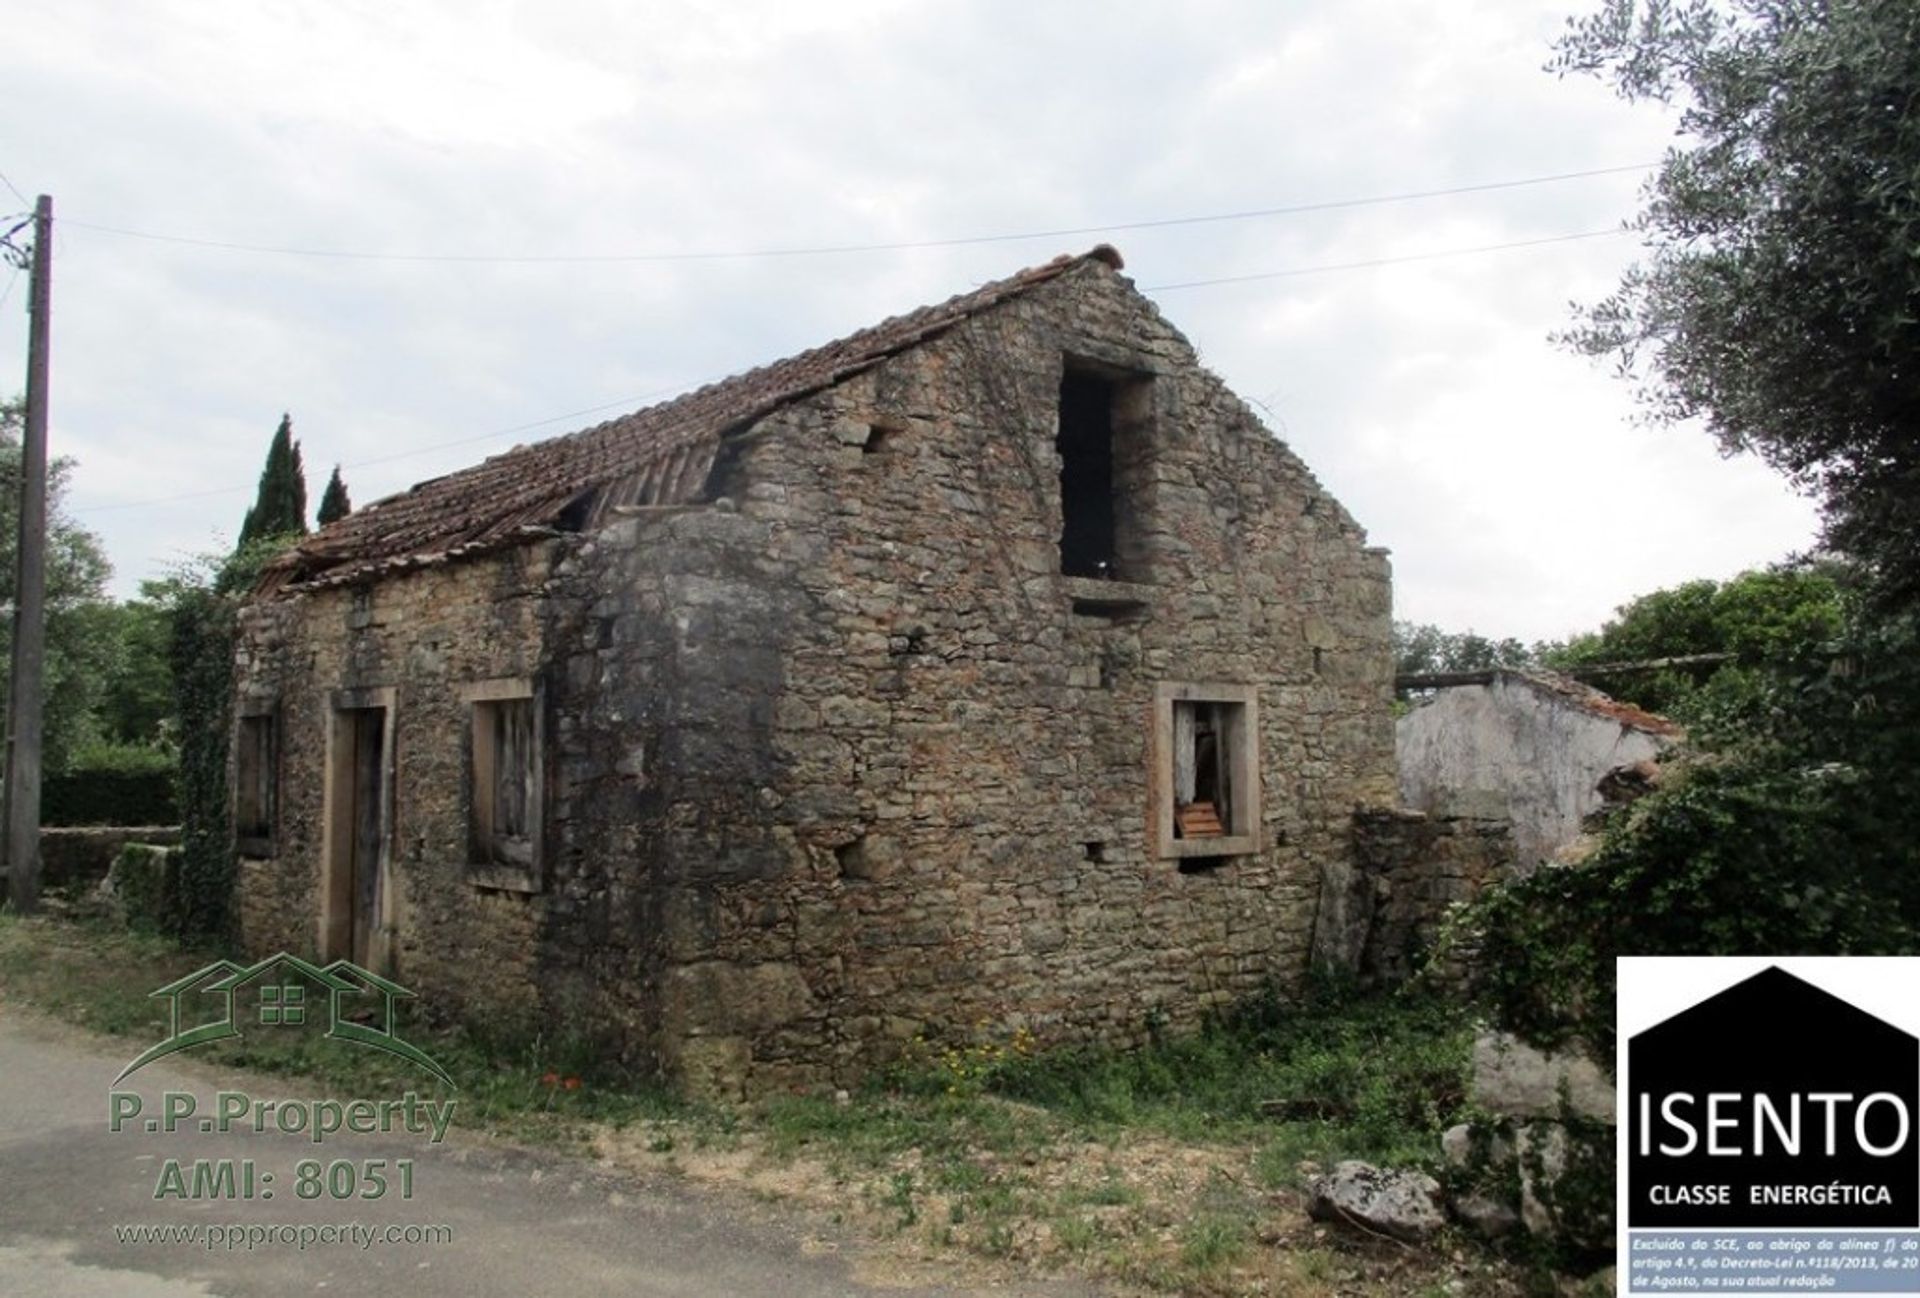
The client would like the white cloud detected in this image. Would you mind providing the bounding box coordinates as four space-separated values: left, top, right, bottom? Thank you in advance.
0 0 1818 638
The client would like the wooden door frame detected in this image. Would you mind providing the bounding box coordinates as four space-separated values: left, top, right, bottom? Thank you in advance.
319 686 398 970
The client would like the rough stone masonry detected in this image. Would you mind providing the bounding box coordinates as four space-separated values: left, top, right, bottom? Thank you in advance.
232 247 1398 1097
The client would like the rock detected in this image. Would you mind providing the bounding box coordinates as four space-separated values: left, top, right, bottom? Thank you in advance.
1517 1122 1613 1251
1442 1120 1513 1169
1556 1266 1616 1297
1452 1191 1521 1239
1442 1121 1522 1238
1307 1160 1445 1242
1472 1031 1614 1124
1518 1122 1566 1238
1550 833 1602 867
1597 759 1663 806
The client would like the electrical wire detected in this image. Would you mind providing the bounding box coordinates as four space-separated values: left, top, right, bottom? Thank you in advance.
71 218 1636 516
1142 227 1630 291
74 376 730 513
58 163 1652 265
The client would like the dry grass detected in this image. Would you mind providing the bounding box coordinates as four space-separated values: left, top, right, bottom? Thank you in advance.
0 907 1546 1296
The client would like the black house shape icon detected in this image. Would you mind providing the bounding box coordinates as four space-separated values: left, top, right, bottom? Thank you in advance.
1629 966 1919 1228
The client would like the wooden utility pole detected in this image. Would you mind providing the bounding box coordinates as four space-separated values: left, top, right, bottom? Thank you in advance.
4 194 51 913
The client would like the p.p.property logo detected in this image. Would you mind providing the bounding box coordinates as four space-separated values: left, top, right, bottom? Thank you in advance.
1619 957 1920 1295
116 951 453 1088
104 952 457 1234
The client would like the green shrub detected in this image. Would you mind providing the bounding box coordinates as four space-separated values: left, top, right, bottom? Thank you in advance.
43 744 179 826
66 740 177 774
1468 604 1920 1056
988 982 1472 1172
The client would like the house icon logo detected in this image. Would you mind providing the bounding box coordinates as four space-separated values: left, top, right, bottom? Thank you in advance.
115 952 454 1088
1628 965 1918 1229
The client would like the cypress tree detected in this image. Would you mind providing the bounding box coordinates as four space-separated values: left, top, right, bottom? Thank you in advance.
316 464 352 526
237 414 308 548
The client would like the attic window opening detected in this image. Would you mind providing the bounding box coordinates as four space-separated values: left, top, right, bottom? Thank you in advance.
863 422 900 454
1057 363 1151 580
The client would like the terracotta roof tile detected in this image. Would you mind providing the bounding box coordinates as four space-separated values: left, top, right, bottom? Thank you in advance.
260 244 1127 594
1509 669 1683 737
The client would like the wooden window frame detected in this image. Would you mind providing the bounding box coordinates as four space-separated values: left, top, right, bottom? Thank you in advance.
234 708 279 859
461 678 543 893
1149 682 1261 861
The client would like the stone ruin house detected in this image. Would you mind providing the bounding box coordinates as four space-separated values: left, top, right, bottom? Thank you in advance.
231 246 1398 1095
1396 668 1681 872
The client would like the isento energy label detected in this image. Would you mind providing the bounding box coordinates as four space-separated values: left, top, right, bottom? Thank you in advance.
1619 958 1920 1293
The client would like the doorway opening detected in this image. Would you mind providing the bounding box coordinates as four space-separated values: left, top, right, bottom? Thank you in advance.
323 692 395 970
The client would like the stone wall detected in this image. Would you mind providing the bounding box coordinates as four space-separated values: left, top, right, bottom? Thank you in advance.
233 545 560 1035
234 258 1397 1095
39 826 181 890
1325 807 1514 986
1397 674 1674 872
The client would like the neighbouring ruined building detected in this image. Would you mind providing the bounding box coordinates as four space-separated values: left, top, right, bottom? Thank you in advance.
231 247 1397 1096
1396 668 1681 873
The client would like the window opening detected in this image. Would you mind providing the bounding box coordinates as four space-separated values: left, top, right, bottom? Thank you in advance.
1173 701 1235 839
472 696 536 868
236 713 276 855
1057 371 1118 577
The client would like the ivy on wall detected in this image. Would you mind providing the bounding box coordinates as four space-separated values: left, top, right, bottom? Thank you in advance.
163 537 289 942
167 583 236 940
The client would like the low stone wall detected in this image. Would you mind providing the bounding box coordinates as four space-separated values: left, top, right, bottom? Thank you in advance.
1329 807 1513 984
39 826 182 890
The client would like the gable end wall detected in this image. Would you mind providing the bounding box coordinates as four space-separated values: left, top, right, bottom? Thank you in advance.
233 261 1395 1096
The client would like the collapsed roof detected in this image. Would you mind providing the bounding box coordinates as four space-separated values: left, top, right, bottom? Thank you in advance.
257 245 1127 595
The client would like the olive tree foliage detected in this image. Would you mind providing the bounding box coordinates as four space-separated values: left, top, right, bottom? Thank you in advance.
1554 0 1920 603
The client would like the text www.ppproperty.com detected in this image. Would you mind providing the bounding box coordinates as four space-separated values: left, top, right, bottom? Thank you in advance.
113 1221 454 1252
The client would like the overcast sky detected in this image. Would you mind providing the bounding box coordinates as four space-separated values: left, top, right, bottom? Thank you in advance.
1 0 1819 642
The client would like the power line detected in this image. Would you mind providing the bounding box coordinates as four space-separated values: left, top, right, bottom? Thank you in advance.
344 378 727 470
58 162 1653 265
0 168 28 208
75 375 730 514
1142 226 1632 291
72 219 1637 516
